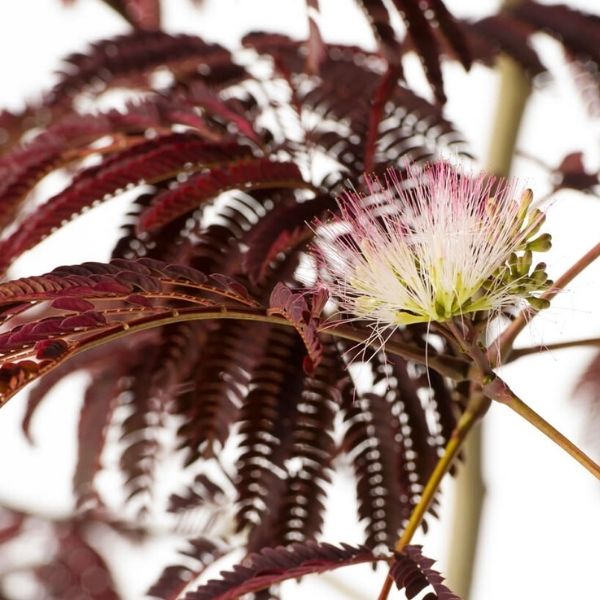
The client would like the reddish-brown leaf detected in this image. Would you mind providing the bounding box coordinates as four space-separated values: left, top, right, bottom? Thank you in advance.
357 0 405 69
392 0 446 104
0 135 251 271
364 66 402 172
36 525 119 600
305 0 326 74
138 159 309 233
46 31 235 107
147 538 225 600
182 542 380 600
554 151 599 193
0 507 25 545
511 1 600 64
74 368 122 508
267 283 323 373
391 545 460 599
108 0 161 30
425 0 472 70
469 15 546 76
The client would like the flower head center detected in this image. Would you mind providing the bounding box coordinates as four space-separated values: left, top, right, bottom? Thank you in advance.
315 164 552 330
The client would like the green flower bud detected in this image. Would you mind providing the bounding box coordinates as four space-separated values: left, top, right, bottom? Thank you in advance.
528 296 551 311
526 233 552 252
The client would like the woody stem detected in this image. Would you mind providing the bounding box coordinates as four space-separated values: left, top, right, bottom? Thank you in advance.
446 1 533 592
482 377 600 479
376 393 490 600
458 327 600 480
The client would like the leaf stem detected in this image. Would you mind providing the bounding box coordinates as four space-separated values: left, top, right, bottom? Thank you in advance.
483 376 600 479
81 308 466 379
376 394 490 600
454 329 600 480
0 306 469 405
507 336 600 361
450 326 600 479
325 324 468 379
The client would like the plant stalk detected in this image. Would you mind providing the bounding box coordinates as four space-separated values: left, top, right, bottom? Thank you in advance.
446 16 533 594
454 339 600 480
0 305 470 406
376 395 490 600
76 308 468 379
483 376 600 479
508 336 600 361
446 422 485 598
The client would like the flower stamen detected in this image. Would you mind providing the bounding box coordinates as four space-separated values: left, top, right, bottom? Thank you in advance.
314 163 552 336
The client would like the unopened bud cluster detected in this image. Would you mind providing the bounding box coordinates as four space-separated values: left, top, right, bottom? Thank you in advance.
482 189 552 313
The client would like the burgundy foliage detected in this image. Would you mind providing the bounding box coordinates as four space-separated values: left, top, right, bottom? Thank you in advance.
35 525 120 600
147 538 226 600
0 512 120 600
390 545 460 600
182 542 381 599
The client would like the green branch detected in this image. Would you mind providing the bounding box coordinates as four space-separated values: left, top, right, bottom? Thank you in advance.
376 393 491 600
452 324 600 480
482 376 600 479
78 308 468 379
0 305 470 406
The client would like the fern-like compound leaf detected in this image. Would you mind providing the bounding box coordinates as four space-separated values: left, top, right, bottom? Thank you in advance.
182 542 381 600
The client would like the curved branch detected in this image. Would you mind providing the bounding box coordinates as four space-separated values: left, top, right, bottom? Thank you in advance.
0 306 469 406
483 376 600 479
75 309 468 379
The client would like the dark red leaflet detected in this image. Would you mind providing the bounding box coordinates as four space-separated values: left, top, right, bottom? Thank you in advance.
0 135 251 270
138 159 309 233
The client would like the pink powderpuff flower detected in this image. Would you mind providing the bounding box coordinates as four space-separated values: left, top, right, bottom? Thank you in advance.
313 163 551 336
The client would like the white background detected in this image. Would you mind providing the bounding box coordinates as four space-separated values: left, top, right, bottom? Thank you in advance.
0 1 599 599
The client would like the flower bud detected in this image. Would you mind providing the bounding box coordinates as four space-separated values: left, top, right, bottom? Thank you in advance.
527 297 551 311
526 233 552 252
